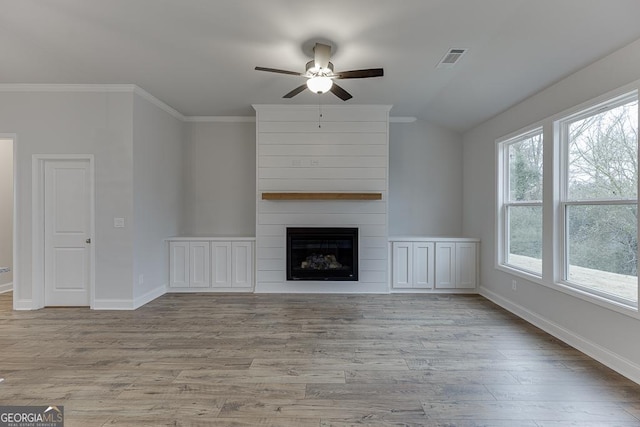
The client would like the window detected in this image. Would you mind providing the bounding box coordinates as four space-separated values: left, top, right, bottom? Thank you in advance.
498 129 544 276
559 93 638 306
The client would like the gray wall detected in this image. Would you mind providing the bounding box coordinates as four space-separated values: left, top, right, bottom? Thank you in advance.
389 120 462 236
183 121 256 236
0 91 135 306
462 38 640 379
183 119 464 237
132 94 185 302
0 138 12 290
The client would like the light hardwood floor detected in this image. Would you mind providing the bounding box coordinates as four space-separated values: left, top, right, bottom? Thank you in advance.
1 291 639 426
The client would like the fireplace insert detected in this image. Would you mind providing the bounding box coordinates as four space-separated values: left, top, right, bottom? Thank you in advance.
286 227 358 281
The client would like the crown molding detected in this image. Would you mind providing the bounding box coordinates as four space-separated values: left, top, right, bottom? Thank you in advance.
132 86 185 121
389 116 417 123
185 115 417 123
0 85 416 124
0 84 185 121
184 116 256 123
0 83 136 93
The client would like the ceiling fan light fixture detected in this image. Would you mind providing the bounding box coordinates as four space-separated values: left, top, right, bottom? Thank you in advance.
306 76 333 94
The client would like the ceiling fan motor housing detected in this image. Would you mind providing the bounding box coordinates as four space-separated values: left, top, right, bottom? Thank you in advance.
306 60 334 76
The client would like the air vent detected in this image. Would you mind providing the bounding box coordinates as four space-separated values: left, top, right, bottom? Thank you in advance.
436 48 468 68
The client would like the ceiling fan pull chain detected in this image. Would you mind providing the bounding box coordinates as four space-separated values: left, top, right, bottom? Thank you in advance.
318 98 323 128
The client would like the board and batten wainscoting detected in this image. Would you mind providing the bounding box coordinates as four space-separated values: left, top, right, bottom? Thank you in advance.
389 237 479 293
167 237 255 292
254 105 391 293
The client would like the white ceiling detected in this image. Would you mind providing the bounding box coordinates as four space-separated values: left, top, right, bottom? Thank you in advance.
2 0 640 132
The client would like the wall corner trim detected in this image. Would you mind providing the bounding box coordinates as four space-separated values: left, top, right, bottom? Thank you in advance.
479 286 640 385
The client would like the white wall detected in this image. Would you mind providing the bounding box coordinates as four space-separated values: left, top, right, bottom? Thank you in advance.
254 105 390 293
462 38 640 382
183 121 256 236
132 94 185 305
389 120 463 236
0 90 135 308
0 138 12 291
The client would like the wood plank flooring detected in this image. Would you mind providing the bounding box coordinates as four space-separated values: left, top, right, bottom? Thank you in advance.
0 292 639 426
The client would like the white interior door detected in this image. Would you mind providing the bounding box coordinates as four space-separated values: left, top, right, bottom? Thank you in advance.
44 159 92 306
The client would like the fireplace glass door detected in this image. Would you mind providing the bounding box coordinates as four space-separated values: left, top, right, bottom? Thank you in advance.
286 227 358 281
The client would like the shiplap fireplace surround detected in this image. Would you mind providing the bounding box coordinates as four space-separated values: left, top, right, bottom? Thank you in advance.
254 105 391 293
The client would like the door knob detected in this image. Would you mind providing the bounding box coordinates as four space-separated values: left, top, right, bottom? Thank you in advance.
86 238 91 244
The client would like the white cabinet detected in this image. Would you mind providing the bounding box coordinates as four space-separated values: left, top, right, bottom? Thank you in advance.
169 241 210 288
392 242 434 289
169 242 189 288
231 241 253 288
211 241 253 289
455 242 477 289
435 242 477 289
211 242 232 287
169 238 254 291
390 238 478 292
435 242 456 289
189 242 211 288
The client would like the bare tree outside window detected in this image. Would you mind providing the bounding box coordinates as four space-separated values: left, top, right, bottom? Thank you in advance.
565 99 638 303
504 132 543 274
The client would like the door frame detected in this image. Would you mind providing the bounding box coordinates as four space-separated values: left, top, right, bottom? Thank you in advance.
0 134 17 308
32 154 95 309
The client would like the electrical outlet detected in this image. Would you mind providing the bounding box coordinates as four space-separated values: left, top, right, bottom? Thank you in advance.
512 279 517 290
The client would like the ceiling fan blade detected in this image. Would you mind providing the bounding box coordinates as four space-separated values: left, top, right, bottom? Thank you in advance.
283 84 308 98
255 66 304 76
314 43 331 70
335 68 384 79
330 82 353 101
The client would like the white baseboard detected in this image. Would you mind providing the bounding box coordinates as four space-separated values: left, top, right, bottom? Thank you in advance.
92 299 135 310
479 286 640 385
167 287 253 293
133 284 166 309
93 284 167 310
0 282 12 294
13 299 33 310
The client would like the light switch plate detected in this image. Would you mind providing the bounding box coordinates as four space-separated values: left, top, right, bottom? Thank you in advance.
114 217 125 228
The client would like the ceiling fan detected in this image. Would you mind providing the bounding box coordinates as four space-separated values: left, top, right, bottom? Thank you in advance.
255 42 383 101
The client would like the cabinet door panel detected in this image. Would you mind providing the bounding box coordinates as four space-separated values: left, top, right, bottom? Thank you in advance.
211 242 232 288
169 242 189 288
232 242 253 288
435 242 456 289
392 242 412 288
189 242 210 288
413 242 434 288
456 242 477 288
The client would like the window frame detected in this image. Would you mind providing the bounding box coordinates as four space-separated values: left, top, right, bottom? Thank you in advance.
557 91 639 308
495 82 640 318
496 126 544 279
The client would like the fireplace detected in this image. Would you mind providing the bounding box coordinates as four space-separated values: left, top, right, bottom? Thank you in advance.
286 227 358 281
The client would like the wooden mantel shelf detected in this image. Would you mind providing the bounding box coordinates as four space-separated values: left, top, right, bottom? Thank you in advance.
262 192 382 201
